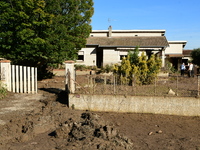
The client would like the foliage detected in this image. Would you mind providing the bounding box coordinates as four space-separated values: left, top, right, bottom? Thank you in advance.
146 54 162 83
75 64 87 70
100 64 114 73
191 48 200 66
163 60 176 73
132 52 148 85
128 46 139 65
113 56 132 84
114 48 162 85
75 64 98 71
71 104 75 110
0 82 7 99
0 0 94 79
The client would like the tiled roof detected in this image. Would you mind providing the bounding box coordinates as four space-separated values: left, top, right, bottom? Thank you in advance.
183 50 192 56
86 36 169 48
168 54 183 58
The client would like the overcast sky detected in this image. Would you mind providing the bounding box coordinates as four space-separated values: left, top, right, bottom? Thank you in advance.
91 0 200 49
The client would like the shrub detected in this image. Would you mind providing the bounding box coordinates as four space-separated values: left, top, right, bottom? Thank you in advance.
99 64 114 73
114 56 132 84
0 82 7 99
114 48 162 85
75 64 87 70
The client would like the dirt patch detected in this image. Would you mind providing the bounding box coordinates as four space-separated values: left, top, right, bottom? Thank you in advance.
0 76 199 150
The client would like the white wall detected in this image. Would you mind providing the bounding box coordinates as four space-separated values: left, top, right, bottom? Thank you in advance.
103 49 120 66
111 32 163 37
165 42 185 54
183 56 192 61
90 30 165 37
76 47 96 66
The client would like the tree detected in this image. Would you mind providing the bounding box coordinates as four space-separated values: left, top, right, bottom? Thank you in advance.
114 48 162 85
44 0 94 62
146 54 162 84
0 0 94 79
0 0 53 64
128 46 139 65
132 52 148 85
191 48 200 66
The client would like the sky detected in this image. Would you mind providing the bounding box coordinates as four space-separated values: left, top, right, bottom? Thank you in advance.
90 0 200 49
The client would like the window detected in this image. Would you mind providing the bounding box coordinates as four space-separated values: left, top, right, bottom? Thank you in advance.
120 55 127 60
78 55 84 61
77 51 84 61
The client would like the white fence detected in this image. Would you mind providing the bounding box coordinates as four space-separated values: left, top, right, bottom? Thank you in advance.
0 60 37 94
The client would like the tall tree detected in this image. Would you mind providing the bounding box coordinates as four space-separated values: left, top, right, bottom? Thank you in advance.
128 46 139 65
0 0 94 78
0 0 53 65
191 48 200 66
44 0 94 63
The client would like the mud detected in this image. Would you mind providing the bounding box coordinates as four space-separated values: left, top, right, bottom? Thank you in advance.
0 77 199 150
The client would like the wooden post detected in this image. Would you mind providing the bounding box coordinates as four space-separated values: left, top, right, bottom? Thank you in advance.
113 74 115 94
197 75 200 97
154 77 156 96
176 75 178 96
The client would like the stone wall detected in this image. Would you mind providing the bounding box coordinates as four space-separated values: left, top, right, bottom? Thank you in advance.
69 94 200 116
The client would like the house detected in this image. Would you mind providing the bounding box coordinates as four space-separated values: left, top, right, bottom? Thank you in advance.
76 26 187 69
182 49 193 63
165 41 187 70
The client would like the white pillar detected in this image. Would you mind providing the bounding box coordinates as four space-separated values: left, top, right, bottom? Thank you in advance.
65 61 75 93
0 60 11 91
162 50 165 68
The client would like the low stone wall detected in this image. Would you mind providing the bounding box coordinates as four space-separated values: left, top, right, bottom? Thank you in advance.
69 94 200 116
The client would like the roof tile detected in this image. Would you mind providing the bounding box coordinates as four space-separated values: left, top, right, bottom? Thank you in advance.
86 36 169 47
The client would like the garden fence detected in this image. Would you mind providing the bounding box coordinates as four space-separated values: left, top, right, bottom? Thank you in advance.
75 74 200 97
0 60 37 94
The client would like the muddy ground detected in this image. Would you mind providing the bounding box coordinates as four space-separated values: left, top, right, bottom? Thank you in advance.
0 76 199 150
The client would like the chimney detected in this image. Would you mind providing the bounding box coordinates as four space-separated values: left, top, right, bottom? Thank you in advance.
108 26 112 37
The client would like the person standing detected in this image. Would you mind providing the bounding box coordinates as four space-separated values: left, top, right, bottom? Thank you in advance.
188 62 194 77
180 63 185 76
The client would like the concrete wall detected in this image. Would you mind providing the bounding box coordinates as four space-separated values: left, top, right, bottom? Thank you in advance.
165 42 185 55
103 49 119 66
69 94 200 116
90 32 108 37
90 30 165 37
76 47 96 66
111 32 163 37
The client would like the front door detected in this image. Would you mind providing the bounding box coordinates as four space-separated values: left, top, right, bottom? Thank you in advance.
96 48 103 68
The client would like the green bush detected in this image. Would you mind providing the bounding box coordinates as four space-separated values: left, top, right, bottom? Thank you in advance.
99 64 114 73
75 64 87 70
114 48 162 85
0 82 7 99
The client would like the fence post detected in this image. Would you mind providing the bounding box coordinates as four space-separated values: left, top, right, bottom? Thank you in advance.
113 74 116 94
197 75 200 97
176 75 178 96
154 76 156 96
132 74 135 96
65 61 75 93
0 60 11 91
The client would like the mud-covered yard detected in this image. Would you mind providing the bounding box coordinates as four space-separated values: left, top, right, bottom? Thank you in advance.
0 76 199 150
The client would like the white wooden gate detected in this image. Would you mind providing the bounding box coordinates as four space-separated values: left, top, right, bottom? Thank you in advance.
0 60 37 94
11 65 37 93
